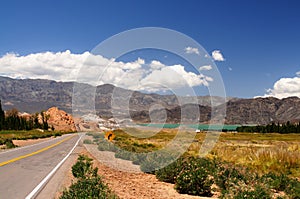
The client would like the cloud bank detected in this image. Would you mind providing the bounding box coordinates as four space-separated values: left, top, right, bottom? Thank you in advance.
0 50 212 92
264 76 300 99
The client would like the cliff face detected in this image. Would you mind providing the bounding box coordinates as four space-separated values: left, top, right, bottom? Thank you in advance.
0 76 300 125
46 107 76 132
224 97 300 124
0 76 73 113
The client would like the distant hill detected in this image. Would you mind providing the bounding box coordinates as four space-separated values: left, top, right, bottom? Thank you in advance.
0 76 299 125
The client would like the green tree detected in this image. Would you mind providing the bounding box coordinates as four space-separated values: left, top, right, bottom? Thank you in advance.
40 111 49 130
0 100 5 130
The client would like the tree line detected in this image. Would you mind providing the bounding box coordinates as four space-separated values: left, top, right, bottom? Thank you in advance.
0 100 51 131
236 121 300 134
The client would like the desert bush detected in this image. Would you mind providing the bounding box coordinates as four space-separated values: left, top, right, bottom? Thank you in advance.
60 176 117 199
214 163 252 193
0 138 5 145
114 149 132 160
60 155 118 199
155 156 188 183
83 139 93 144
54 132 62 137
131 153 147 165
175 157 215 196
5 139 16 148
261 172 300 198
97 139 117 152
71 155 96 179
140 151 180 173
232 185 271 199
92 133 105 139
154 156 300 198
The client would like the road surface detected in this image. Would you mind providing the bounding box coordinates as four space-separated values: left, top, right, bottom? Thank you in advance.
0 133 82 199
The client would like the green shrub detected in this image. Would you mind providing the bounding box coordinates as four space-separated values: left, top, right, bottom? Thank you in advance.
5 139 16 149
83 139 93 144
86 132 94 136
71 155 96 179
233 185 271 199
54 132 62 137
140 151 179 174
97 139 117 152
131 153 147 165
174 157 215 197
60 155 118 199
155 156 300 198
92 133 105 139
215 163 250 192
155 156 187 183
114 149 132 161
260 172 300 198
60 176 117 199
0 138 5 145
261 173 290 191
286 178 300 198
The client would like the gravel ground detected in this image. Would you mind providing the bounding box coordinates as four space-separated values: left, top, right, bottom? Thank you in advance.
85 142 141 173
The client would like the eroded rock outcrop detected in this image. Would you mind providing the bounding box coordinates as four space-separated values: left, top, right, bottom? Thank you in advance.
46 107 76 132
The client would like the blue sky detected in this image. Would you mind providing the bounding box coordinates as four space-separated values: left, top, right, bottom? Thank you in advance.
1 0 300 98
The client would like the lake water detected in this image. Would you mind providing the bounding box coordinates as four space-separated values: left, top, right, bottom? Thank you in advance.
138 123 240 131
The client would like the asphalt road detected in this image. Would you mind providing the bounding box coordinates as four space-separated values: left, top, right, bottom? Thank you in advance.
0 133 82 199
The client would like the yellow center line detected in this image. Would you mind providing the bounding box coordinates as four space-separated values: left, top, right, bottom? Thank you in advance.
0 135 76 167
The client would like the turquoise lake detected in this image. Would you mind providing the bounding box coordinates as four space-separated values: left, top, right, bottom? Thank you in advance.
138 124 241 131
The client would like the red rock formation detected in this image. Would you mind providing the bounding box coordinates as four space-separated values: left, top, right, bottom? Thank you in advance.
46 107 76 132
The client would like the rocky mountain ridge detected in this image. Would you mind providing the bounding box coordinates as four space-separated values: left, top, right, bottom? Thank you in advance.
0 76 299 125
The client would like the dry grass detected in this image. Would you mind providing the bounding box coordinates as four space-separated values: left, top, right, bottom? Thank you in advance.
209 136 300 177
110 128 300 177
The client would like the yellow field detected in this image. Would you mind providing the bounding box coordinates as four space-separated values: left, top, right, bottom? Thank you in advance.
111 128 300 177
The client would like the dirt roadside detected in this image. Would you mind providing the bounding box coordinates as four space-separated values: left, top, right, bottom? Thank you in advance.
28 135 213 199
78 139 213 199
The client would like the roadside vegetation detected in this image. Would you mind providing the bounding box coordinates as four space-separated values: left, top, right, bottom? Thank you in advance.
0 130 65 149
86 127 300 198
0 100 75 149
0 100 52 131
60 155 118 199
237 121 300 134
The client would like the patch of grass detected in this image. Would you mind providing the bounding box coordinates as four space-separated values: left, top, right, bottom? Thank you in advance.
210 140 300 176
250 146 300 174
0 130 69 141
220 132 300 142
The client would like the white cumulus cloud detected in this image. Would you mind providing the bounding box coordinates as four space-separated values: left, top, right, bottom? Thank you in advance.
296 71 300 76
199 65 212 71
140 64 212 92
184 47 200 55
211 50 225 61
0 50 213 92
264 77 300 99
149 60 165 70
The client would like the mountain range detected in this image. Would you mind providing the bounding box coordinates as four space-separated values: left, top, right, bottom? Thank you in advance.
0 76 299 125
